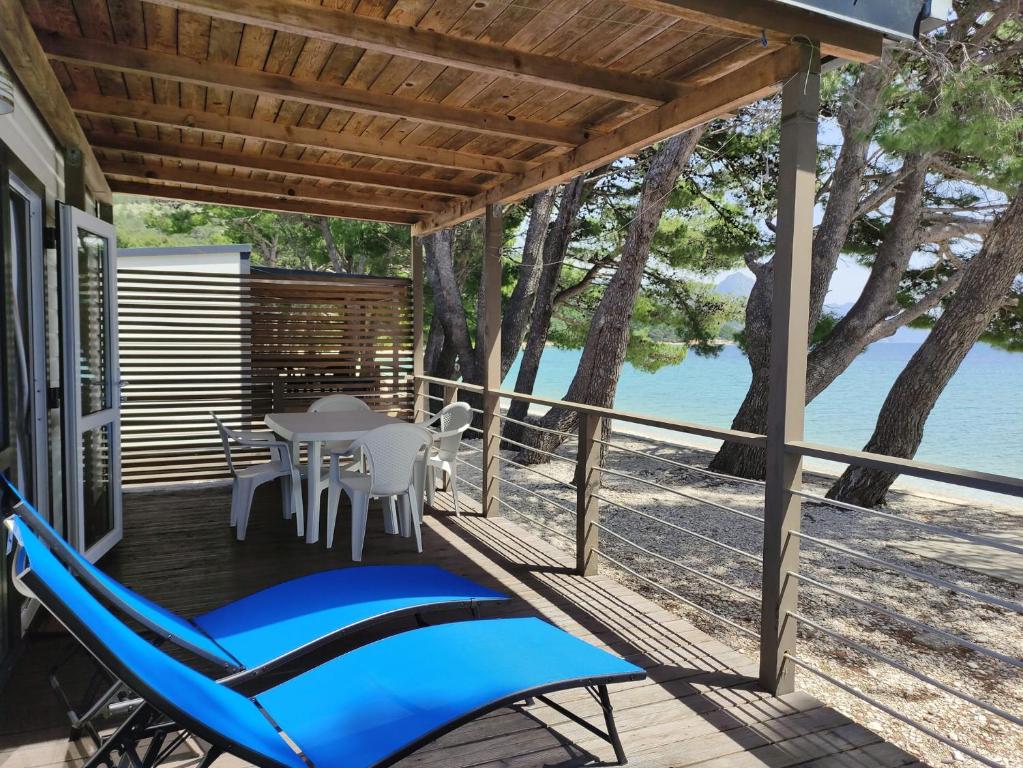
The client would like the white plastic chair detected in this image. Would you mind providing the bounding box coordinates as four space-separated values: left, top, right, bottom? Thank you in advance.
211 413 303 541
308 394 371 457
420 402 472 517
306 393 378 523
325 423 431 561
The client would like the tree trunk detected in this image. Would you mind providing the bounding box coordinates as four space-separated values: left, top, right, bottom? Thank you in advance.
806 55 892 330
710 154 932 479
319 217 345 273
423 230 479 382
424 317 446 374
707 253 775 475
504 176 587 443
828 187 1023 506
708 61 894 478
518 128 705 460
501 188 557 377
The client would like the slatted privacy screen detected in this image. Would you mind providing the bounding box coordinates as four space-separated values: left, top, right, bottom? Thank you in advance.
117 267 414 486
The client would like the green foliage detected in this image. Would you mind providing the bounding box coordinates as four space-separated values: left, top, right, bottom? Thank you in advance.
115 197 231 248
877 19 1023 191
112 195 410 275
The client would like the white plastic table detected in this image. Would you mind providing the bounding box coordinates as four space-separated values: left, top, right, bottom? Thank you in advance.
264 411 404 543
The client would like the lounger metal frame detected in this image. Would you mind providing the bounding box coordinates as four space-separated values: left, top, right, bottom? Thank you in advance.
2 480 508 738
11 526 642 768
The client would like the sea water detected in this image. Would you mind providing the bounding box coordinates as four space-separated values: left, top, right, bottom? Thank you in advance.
504 342 1023 507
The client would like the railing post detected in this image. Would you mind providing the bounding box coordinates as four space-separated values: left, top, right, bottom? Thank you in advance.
576 412 601 576
481 204 503 517
411 235 426 421
760 42 820 697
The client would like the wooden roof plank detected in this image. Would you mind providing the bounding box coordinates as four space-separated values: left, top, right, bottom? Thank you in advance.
101 158 449 213
0 0 112 200
68 93 532 174
140 0 691 105
87 133 482 196
40 32 589 146
415 44 806 234
108 178 420 225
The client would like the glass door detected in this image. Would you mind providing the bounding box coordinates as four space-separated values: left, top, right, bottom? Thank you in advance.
59 204 122 561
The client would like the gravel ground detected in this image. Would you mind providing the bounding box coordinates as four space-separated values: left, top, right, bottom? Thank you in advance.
455 432 1023 768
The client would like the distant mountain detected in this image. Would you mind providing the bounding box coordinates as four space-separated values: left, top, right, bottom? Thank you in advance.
824 301 856 317
715 272 755 298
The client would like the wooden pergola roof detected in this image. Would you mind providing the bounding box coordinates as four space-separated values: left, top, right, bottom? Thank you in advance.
2 0 896 234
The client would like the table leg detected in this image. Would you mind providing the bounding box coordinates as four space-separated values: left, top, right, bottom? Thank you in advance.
306 440 322 543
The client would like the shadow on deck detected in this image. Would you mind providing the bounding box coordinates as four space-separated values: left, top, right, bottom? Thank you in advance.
0 485 925 768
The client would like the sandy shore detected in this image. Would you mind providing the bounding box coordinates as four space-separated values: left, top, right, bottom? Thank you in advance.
456 429 1023 768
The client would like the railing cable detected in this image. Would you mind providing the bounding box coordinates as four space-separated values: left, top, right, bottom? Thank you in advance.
595 523 760 603
790 571 1023 669
593 548 759 639
596 465 764 524
494 410 578 440
785 654 1004 768
495 475 577 516
793 488 1023 557
793 531 1023 615
592 493 761 564
789 612 1023 727
496 454 577 491
596 437 766 488
496 434 578 466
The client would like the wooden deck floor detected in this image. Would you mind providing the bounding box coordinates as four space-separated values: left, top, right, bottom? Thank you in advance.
0 484 926 768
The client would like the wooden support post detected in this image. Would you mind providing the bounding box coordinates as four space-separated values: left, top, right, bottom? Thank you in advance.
411 234 426 421
576 412 601 576
481 204 503 517
760 42 820 696
98 201 114 224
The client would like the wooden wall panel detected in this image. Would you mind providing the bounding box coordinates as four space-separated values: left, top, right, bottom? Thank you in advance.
117 267 414 486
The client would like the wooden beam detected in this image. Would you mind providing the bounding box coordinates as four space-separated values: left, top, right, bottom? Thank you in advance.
415 45 805 234
88 133 481 197
0 2 110 201
143 0 689 106
101 160 446 213
41 33 590 147
69 94 531 175
108 179 419 225
618 0 883 63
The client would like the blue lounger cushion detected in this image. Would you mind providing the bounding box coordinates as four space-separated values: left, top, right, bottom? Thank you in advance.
10 514 645 768
2 475 507 675
192 565 507 670
259 617 644 768
1 477 238 668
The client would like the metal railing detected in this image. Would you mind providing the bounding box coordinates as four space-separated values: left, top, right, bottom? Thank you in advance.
413 374 1023 767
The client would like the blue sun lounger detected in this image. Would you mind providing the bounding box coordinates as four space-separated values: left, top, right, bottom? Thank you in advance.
1 476 506 738
9 514 645 767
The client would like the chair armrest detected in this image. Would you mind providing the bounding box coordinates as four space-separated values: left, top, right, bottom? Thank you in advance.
418 411 442 428
233 430 276 443
234 433 289 450
431 425 469 441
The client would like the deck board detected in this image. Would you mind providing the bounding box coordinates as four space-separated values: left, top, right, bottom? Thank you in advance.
0 484 924 768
